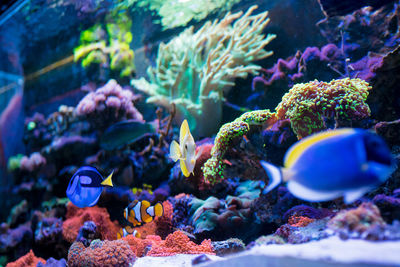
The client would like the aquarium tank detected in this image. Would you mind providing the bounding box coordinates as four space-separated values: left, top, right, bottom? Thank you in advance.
0 0 399 266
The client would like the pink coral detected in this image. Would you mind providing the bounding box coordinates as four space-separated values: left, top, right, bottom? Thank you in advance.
67 239 135 266
124 231 215 257
6 250 45 267
62 202 120 243
288 216 315 227
76 79 143 128
20 152 46 172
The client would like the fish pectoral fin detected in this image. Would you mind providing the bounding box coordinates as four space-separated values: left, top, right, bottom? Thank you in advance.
344 187 371 204
260 160 282 195
287 181 342 202
169 140 182 162
101 171 114 187
195 145 205 160
180 160 191 177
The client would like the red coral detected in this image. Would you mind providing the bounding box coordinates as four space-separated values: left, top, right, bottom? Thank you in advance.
67 239 136 266
6 250 45 267
62 202 120 242
124 231 215 257
288 215 315 227
134 200 173 239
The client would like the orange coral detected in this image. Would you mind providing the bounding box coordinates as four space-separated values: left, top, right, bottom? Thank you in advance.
6 250 45 267
67 239 136 266
134 200 173 239
62 202 120 242
288 215 315 227
124 231 215 257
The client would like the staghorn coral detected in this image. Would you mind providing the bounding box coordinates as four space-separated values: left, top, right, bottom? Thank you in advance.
6 249 45 267
67 239 136 266
276 78 371 139
75 79 143 129
132 5 276 136
202 109 276 184
123 230 215 257
62 202 120 243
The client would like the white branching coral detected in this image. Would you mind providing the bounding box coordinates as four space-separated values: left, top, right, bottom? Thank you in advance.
131 5 276 136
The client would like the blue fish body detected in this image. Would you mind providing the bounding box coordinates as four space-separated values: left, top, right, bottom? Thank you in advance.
66 166 106 208
261 128 395 203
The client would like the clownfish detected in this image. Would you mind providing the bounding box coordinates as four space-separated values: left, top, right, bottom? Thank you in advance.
169 120 201 177
123 200 164 227
117 226 141 239
261 128 395 203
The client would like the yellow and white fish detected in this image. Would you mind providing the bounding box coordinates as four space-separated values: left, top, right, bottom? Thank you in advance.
123 200 164 227
169 120 201 177
117 226 141 239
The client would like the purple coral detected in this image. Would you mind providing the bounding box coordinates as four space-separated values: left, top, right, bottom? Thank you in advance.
76 221 100 247
20 152 46 173
76 79 143 129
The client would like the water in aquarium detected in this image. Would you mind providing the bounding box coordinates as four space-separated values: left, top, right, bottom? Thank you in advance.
0 0 399 266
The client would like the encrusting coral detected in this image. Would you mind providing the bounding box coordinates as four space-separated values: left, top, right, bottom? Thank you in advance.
62 203 120 243
132 5 276 136
6 250 45 267
68 239 136 266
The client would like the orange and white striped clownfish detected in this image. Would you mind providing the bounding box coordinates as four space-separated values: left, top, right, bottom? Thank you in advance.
123 200 164 227
117 226 141 239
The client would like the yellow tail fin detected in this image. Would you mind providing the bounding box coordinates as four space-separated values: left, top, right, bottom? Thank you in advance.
154 203 164 217
101 171 114 187
169 140 182 162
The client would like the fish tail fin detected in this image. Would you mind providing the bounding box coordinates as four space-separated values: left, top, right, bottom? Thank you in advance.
169 140 182 162
154 202 164 217
260 160 282 195
101 171 114 187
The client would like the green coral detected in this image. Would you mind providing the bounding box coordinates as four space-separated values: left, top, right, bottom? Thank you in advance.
116 0 241 30
73 12 135 78
203 78 372 185
132 5 275 136
202 110 277 184
7 154 24 172
276 78 371 139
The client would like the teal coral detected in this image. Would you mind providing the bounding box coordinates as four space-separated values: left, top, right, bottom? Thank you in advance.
276 78 371 138
202 110 277 184
74 12 135 78
132 5 276 136
116 0 241 30
67 239 136 266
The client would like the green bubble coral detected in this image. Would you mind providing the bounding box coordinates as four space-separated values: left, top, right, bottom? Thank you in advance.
276 78 371 139
7 154 24 172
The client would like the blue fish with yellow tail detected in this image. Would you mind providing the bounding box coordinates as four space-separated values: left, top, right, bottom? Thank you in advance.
261 128 395 203
123 200 164 227
66 166 114 208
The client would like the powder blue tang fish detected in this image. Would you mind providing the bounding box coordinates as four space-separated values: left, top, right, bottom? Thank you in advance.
261 128 395 203
66 166 114 208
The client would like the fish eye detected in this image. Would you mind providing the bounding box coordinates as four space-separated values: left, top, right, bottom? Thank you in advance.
185 144 188 149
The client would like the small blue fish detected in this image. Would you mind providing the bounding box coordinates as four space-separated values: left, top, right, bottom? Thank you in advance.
66 166 114 208
261 128 395 203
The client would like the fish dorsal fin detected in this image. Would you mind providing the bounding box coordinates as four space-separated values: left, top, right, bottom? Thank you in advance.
284 128 355 168
180 160 190 177
101 171 114 187
260 161 282 195
287 180 342 202
180 119 190 145
169 140 182 162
